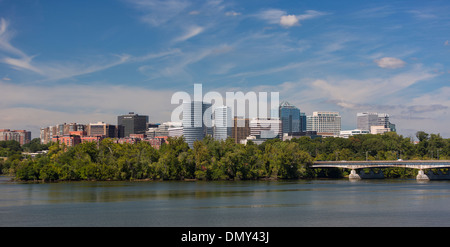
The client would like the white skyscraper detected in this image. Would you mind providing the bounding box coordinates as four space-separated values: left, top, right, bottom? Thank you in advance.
182 101 212 148
213 106 232 141
307 111 341 136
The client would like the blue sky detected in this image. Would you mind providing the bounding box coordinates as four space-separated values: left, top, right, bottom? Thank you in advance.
0 0 449 138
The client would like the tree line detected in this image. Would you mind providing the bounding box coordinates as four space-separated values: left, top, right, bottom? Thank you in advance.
0 131 449 182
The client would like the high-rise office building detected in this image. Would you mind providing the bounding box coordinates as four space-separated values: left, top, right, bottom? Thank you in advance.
279 101 301 135
357 112 396 133
213 106 232 141
307 111 341 136
117 112 148 138
300 112 306 132
357 112 379 131
377 113 390 128
182 101 212 148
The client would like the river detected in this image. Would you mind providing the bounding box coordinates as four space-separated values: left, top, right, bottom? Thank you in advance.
1 176 450 227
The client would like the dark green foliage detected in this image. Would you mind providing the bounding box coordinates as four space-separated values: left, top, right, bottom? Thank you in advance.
2 131 450 181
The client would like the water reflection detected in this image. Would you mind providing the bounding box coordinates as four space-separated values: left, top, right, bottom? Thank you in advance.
2 177 450 226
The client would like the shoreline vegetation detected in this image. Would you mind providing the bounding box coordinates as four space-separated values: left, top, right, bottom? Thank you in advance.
1 131 449 183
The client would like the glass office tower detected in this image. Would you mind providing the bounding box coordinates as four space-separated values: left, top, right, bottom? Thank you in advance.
279 101 301 135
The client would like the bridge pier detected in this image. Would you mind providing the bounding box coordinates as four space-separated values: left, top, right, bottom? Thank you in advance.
349 169 384 179
349 169 361 179
416 169 450 180
416 170 429 180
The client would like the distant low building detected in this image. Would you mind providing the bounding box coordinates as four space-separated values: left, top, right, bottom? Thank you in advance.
147 122 182 137
370 125 391 135
168 127 183 137
51 135 81 147
250 118 282 140
339 129 370 138
141 137 167 149
282 131 320 141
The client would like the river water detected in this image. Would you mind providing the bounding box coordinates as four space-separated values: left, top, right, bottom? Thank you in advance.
1 176 450 227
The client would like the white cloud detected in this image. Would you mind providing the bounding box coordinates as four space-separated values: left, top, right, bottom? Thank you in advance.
280 15 299 27
256 9 327 28
374 57 406 69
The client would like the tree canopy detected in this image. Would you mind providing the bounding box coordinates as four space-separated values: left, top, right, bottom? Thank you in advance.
1 131 449 182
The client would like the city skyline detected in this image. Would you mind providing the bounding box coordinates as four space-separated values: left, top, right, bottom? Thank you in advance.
1 1 449 139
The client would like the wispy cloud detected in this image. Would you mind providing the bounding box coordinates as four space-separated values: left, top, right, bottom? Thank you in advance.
225 11 241 17
124 0 191 27
0 18 26 57
174 25 204 42
2 56 43 75
136 43 234 83
0 17 182 82
407 10 437 19
353 5 396 19
308 65 436 104
0 18 43 74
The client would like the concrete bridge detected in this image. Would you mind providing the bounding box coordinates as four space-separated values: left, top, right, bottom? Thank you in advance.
311 160 450 180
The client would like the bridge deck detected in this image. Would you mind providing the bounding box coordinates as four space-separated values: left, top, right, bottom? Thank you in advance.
311 160 450 170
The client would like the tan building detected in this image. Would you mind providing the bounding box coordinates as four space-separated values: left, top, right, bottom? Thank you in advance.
0 129 31 145
86 122 117 138
231 117 250 143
